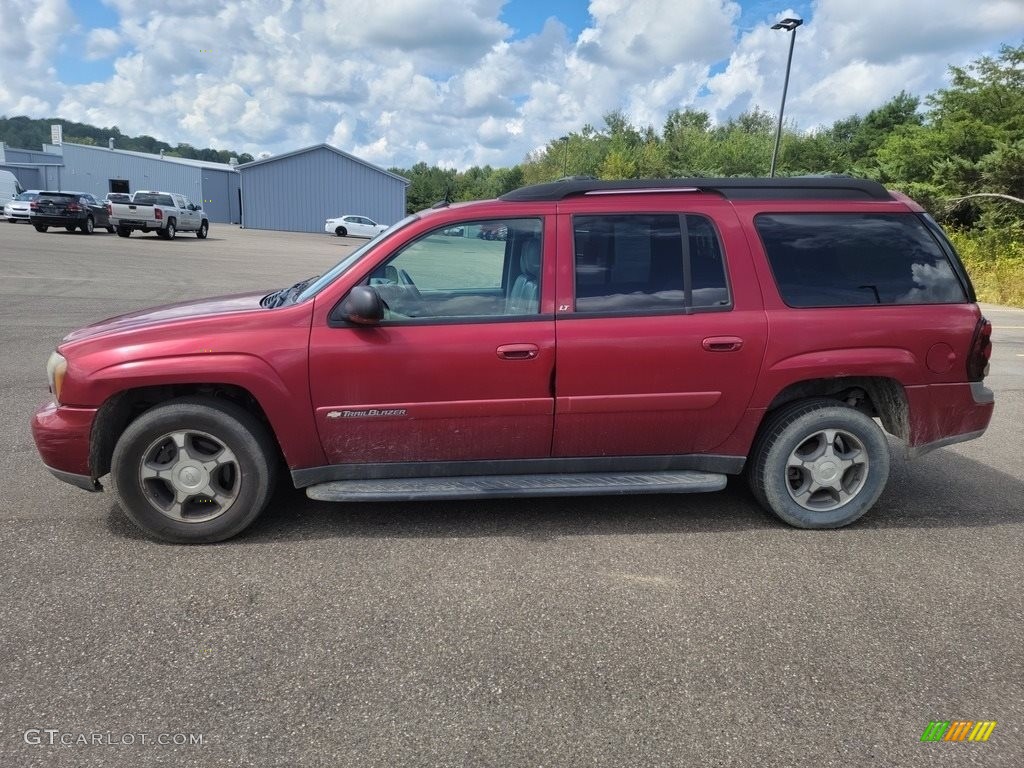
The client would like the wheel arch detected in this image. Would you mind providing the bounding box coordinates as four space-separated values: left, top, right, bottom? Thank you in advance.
761 376 909 442
89 383 286 482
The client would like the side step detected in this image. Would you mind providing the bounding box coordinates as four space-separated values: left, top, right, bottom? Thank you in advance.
305 471 727 502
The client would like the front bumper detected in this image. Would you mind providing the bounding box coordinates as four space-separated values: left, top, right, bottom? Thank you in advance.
31 402 101 491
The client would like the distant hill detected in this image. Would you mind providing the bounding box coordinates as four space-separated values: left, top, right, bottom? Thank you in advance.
0 115 255 164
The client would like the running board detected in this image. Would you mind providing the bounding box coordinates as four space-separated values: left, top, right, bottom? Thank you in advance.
305 471 727 502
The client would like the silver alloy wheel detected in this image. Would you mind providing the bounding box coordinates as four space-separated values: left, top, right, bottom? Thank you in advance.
785 428 869 512
138 429 240 523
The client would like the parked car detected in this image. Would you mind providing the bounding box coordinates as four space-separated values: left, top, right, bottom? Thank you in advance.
325 214 388 238
477 223 507 240
4 190 42 222
30 192 114 234
31 177 994 543
108 191 208 239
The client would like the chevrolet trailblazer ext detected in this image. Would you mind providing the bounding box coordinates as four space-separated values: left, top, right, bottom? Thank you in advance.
32 178 994 543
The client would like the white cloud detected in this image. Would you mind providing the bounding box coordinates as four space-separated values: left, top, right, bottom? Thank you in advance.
0 0 1022 168
85 28 121 60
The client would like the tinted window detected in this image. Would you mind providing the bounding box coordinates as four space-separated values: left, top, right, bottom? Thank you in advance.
368 218 543 320
573 214 730 313
133 193 174 206
756 213 967 307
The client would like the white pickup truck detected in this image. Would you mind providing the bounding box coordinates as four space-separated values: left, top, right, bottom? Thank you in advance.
108 191 209 239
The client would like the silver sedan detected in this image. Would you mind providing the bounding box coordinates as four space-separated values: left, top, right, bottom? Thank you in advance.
4 191 42 222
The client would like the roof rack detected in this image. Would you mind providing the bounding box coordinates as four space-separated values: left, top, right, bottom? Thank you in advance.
499 177 893 202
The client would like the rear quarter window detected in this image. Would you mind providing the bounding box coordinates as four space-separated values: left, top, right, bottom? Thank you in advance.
755 213 968 307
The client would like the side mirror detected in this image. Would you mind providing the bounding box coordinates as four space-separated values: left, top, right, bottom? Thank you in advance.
335 285 384 325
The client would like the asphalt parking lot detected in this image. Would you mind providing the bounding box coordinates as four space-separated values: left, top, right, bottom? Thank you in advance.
0 221 1021 767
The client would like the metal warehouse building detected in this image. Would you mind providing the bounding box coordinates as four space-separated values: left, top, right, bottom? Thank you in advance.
0 140 241 224
60 143 241 224
238 144 408 233
0 142 64 190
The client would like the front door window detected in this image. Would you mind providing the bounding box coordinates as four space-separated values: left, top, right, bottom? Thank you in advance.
368 218 543 321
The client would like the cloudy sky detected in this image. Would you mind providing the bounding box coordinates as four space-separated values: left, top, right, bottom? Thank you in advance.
1 0 1022 168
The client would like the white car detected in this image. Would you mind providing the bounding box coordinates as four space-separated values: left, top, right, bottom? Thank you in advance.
325 214 388 238
5 190 42 222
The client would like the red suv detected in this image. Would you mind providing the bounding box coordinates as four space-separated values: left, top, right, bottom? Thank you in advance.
32 178 995 543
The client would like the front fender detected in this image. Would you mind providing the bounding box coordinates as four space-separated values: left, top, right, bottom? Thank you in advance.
78 353 324 469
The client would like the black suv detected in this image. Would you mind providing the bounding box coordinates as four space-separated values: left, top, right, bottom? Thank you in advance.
31 192 115 234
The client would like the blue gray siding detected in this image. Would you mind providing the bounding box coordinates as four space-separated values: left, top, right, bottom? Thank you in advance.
239 147 406 233
200 168 240 224
1 145 63 190
61 143 201 206
0 165 42 189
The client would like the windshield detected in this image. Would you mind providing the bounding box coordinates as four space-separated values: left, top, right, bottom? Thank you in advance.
15 192 38 201
294 214 420 302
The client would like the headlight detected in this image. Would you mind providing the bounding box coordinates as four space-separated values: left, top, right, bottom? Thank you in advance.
47 351 67 403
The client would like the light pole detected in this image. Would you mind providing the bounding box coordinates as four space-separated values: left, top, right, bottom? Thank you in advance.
559 135 569 177
769 17 803 177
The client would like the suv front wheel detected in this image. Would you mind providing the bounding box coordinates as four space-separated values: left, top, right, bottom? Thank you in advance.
749 398 890 529
110 397 277 543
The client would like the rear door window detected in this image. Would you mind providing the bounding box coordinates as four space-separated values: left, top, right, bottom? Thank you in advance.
572 213 730 313
755 213 968 307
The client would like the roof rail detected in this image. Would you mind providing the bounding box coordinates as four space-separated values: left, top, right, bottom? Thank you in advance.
499 177 893 202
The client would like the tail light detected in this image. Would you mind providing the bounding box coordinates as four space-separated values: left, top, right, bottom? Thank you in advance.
30 201 39 210
66 203 80 212
155 208 163 220
967 317 993 381
106 203 112 215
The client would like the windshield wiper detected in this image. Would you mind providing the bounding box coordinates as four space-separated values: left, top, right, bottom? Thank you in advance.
261 276 319 308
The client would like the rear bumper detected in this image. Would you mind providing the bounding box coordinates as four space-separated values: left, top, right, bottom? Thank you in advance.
31 214 85 227
906 381 994 457
31 402 100 489
113 219 159 229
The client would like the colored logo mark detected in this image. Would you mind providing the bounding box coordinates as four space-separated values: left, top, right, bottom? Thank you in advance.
920 720 997 742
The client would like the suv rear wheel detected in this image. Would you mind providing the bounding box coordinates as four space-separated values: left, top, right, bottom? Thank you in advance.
748 398 890 529
110 397 278 543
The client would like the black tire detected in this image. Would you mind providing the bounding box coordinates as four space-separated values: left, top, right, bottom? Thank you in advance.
34 225 48 232
335 226 347 237
65 225 76 232
117 227 131 238
110 397 278 544
748 398 890 529
165 219 176 239
82 216 94 234
196 220 208 239
106 225 115 233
